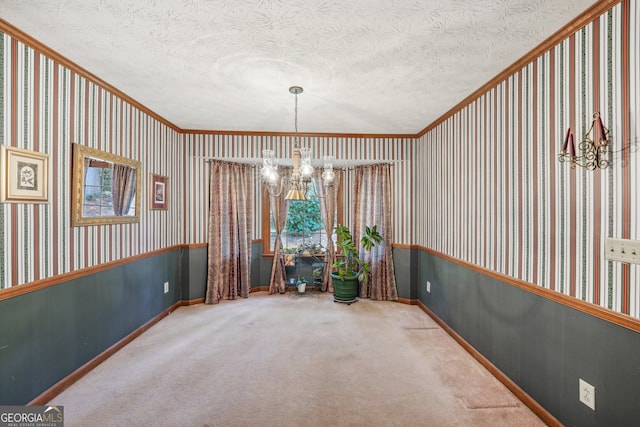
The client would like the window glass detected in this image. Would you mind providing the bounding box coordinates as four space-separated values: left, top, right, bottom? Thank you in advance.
268 180 339 254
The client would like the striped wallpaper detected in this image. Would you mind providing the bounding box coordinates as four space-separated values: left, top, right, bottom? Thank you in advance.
415 1 640 318
0 24 414 290
1 1 637 324
0 31 183 289
181 133 414 245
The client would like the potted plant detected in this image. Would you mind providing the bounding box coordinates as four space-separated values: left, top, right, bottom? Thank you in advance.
282 247 297 281
330 224 383 304
296 242 325 256
297 277 308 293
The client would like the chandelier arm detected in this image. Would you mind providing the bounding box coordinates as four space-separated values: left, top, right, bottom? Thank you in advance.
265 180 284 198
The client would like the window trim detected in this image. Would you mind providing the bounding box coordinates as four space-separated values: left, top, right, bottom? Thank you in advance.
261 181 344 256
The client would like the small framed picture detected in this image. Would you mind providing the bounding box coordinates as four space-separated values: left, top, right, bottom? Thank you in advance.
0 145 49 203
150 174 168 210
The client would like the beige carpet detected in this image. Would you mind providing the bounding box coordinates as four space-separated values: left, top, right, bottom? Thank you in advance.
48 292 545 426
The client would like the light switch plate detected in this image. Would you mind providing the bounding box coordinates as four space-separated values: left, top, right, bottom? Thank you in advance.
605 238 640 264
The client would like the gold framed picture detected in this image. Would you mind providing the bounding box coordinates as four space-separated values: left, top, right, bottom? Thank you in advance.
150 174 168 210
0 145 49 203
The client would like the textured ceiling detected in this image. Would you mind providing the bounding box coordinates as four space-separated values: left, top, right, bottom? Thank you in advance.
0 0 597 135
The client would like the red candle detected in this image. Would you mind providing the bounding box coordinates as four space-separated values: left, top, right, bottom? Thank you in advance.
598 115 606 143
563 127 571 153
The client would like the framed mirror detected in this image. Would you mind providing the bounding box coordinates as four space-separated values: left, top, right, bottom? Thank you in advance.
71 143 141 226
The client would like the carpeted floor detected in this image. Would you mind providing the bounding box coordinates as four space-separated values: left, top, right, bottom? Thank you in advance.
48 292 545 426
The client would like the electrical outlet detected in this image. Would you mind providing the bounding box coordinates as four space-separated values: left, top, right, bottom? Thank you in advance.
579 379 596 411
426 281 431 293
163 282 169 294
605 238 640 264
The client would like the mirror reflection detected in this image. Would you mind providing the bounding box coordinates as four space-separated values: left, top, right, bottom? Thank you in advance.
72 144 141 226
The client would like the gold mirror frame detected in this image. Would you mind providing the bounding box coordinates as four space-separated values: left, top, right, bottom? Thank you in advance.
71 143 141 226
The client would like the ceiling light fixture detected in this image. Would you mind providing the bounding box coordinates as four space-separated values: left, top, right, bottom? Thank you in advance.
261 86 334 200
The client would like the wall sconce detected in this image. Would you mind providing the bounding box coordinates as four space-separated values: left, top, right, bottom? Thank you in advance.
558 112 610 170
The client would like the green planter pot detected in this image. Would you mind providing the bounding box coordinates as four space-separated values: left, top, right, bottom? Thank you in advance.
331 273 358 304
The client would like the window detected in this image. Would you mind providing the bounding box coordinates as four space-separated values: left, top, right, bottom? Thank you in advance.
262 179 343 255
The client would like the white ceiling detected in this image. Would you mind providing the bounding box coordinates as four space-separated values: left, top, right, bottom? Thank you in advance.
0 0 597 135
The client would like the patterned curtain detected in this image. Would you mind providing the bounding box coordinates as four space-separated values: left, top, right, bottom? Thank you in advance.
111 163 136 216
313 169 343 292
353 164 398 301
205 160 252 304
268 167 292 294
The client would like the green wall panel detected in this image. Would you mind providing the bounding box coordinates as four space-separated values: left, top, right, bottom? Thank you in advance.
416 250 640 427
0 250 180 405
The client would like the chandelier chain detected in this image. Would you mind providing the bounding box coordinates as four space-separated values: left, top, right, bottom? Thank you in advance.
294 91 299 148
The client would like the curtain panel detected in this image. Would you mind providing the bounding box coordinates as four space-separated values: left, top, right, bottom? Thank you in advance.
205 160 253 304
268 167 292 294
314 169 343 292
353 164 398 301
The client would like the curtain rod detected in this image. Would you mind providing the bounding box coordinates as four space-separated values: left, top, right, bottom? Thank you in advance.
197 156 400 168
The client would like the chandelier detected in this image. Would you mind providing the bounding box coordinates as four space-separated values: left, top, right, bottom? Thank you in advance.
261 86 335 200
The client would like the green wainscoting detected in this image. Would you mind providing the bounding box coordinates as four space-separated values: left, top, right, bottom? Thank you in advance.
6 244 635 427
0 250 180 405
414 249 640 427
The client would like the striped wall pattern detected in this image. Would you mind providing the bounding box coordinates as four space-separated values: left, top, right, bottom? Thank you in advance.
0 32 183 289
415 1 640 318
182 134 413 245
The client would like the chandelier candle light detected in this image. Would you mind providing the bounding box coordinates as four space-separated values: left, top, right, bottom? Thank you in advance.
558 112 611 170
261 86 335 200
